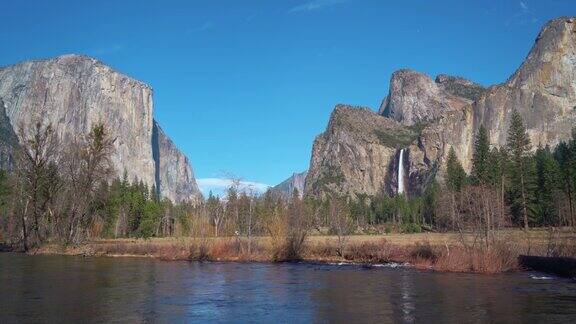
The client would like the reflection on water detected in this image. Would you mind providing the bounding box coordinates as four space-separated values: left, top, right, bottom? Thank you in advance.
1 253 575 323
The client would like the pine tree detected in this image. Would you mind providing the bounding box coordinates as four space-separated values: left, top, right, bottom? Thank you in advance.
534 146 560 226
554 133 576 227
506 109 534 230
445 147 466 231
446 147 466 192
472 125 491 185
487 147 509 223
422 180 439 227
486 148 503 187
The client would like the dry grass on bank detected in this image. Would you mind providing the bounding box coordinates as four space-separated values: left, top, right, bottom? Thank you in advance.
32 228 576 274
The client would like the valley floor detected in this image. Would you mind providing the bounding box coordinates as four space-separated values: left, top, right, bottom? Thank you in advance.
30 228 576 275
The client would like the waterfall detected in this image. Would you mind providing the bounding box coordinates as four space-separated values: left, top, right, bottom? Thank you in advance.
398 149 405 195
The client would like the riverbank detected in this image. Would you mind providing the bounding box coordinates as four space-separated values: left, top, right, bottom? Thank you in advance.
25 229 576 275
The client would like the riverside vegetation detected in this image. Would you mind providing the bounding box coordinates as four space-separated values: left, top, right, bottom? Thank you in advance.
0 110 575 273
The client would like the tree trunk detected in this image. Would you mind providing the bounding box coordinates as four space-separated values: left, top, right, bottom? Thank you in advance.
21 200 29 252
567 188 574 228
501 176 505 229
450 192 457 231
520 173 529 231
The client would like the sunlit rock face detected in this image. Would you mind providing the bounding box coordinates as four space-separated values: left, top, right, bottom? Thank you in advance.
472 17 576 149
305 105 417 198
306 17 576 199
0 54 202 203
273 171 308 198
379 69 484 125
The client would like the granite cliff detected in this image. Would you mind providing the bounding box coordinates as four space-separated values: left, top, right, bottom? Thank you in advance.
306 17 576 198
0 54 202 203
0 98 18 170
152 121 201 203
273 171 308 198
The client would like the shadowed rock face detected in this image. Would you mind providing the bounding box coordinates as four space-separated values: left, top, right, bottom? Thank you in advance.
0 54 202 203
306 17 576 198
0 98 19 170
273 171 307 198
153 121 202 203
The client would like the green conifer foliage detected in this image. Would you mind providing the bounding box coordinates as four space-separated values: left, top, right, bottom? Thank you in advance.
506 109 535 230
446 147 466 193
472 125 491 185
534 146 560 225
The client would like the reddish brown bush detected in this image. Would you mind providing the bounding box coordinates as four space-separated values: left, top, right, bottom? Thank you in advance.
434 243 519 273
344 239 396 263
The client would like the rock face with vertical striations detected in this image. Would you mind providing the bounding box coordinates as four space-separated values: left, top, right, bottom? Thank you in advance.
471 17 576 149
0 54 202 203
379 69 484 125
0 98 19 170
273 171 308 198
305 105 424 198
153 121 202 203
306 17 576 199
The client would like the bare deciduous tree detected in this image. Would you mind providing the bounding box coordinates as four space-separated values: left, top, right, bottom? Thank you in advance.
16 120 60 249
328 197 353 257
62 123 115 243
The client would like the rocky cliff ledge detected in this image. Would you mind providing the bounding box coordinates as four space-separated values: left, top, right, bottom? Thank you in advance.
0 54 202 203
273 171 308 198
305 105 423 198
379 69 484 125
306 17 576 198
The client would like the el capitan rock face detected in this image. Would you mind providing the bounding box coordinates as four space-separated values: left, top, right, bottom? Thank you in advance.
306 17 576 199
153 121 202 203
0 98 18 170
0 54 202 203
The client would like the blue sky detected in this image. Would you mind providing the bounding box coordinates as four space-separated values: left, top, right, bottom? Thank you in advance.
1 0 574 195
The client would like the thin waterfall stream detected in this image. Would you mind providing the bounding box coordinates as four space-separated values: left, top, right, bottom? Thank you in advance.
398 148 405 195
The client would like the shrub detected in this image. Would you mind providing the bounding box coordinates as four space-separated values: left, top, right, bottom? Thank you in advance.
345 239 395 263
434 244 519 273
410 241 438 262
401 223 422 234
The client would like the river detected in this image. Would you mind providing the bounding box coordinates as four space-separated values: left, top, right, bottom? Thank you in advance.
0 253 575 323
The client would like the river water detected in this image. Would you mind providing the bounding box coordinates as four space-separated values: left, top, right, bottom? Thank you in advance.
0 253 575 323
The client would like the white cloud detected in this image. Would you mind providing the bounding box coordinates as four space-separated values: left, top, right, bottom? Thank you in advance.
197 178 271 197
288 0 348 14
505 1 538 27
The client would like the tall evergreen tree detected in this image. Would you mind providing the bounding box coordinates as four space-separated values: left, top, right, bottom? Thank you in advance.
445 147 466 231
534 146 560 226
487 147 509 223
446 147 466 192
472 125 491 185
554 133 576 227
486 148 504 187
506 109 534 230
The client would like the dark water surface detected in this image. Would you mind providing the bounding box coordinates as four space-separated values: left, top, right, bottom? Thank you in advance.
1 253 575 323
